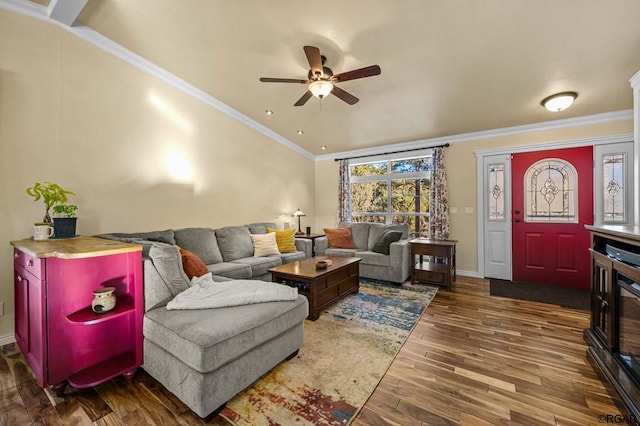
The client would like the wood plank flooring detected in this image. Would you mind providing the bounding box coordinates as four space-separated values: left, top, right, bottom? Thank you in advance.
0 276 623 425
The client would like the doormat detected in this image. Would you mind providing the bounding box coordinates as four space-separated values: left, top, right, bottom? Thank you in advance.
220 279 438 426
489 279 590 310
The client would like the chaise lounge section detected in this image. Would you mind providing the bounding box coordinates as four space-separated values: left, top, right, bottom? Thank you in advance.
98 224 310 417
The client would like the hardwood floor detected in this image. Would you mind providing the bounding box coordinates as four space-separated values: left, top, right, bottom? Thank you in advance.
0 276 622 425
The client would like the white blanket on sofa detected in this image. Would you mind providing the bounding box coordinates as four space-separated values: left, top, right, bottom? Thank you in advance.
166 273 298 310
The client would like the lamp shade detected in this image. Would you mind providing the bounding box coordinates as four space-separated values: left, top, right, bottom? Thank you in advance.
541 92 577 112
292 208 306 217
308 80 333 98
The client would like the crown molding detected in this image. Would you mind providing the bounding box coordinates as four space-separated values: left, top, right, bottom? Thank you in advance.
631 69 640 87
316 110 632 162
0 0 316 161
474 133 634 158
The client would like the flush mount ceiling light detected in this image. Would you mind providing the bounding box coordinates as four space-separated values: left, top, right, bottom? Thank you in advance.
541 92 578 112
308 80 334 98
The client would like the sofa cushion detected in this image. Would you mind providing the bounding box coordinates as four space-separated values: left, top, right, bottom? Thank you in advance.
367 223 410 251
356 250 391 267
350 223 371 250
215 226 254 261
324 227 355 249
143 296 309 373
179 248 209 279
174 227 223 265
267 227 297 253
247 222 278 234
251 233 281 257
232 256 282 277
372 230 404 255
206 262 252 280
325 248 357 257
98 229 176 245
147 242 191 296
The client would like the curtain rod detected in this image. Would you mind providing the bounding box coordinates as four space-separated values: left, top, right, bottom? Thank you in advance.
333 143 450 162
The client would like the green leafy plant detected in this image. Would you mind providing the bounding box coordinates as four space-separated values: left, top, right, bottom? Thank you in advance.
26 181 75 223
52 204 78 218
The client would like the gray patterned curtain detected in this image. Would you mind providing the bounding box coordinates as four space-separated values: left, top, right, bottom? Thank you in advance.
429 147 450 239
337 159 352 223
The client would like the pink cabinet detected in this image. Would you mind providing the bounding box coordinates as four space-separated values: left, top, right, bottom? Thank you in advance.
11 237 143 394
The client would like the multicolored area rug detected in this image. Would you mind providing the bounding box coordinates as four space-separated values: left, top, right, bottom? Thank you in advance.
220 279 437 426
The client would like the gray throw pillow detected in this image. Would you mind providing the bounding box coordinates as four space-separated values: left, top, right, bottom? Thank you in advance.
372 230 403 255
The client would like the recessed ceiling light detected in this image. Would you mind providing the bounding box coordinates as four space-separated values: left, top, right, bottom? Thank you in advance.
297 130 304 135
541 92 578 112
321 145 327 150
265 109 273 115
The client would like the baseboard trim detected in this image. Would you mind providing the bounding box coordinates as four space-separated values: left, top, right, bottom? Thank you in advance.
457 269 482 279
0 333 16 347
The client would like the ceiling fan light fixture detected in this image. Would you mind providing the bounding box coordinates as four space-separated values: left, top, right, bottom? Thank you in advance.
541 92 578 112
309 80 333 98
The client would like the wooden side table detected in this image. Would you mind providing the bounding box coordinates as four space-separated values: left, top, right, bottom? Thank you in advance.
299 233 325 257
410 238 457 290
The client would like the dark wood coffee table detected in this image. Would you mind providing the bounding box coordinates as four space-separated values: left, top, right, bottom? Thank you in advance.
269 256 361 320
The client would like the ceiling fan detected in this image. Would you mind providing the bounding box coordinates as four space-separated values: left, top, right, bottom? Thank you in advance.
259 45 381 106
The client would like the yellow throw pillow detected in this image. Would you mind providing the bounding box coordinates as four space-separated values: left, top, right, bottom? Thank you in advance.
267 227 297 253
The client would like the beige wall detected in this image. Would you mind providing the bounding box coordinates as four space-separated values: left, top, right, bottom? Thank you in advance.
0 8 635 342
0 10 314 339
314 120 633 275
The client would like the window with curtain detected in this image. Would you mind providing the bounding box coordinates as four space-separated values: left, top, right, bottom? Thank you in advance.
349 155 431 235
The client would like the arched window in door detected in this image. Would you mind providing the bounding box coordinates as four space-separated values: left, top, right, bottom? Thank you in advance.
524 158 577 222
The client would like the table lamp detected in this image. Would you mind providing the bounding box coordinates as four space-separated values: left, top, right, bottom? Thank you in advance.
292 208 306 235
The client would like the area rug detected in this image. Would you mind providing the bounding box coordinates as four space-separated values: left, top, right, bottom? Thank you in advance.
489 278 590 310
220 279 438 426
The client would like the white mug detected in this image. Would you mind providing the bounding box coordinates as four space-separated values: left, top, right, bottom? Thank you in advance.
33 224 54 241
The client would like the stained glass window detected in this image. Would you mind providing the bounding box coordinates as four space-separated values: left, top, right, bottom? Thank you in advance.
488 163 505 220
524 158 577 222
602 153 626 222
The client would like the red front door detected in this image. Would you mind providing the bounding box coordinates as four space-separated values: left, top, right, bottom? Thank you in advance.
511 146 593 289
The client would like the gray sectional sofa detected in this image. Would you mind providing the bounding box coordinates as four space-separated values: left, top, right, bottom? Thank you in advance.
98 223 310 418
315 222 412 284
101 222 311 281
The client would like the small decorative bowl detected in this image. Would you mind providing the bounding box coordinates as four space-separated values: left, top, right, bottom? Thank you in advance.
315 260 328 269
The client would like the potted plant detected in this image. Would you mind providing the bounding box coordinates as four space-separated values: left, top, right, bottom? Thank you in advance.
26 182 75 223
52 203 78 238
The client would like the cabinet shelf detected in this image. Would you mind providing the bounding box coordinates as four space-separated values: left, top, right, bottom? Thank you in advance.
66 295 134 324
67 351 136 388
414 261 450 273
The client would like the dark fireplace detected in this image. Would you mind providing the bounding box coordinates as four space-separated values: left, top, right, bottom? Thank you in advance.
616 276 640 387
585 226 640 425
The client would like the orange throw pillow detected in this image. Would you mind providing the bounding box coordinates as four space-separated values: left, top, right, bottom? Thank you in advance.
179 248 209 279
324 227 356 249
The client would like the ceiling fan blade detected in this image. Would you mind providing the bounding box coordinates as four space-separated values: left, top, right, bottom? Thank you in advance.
260 77 309 83
294 90 313 106
331 86 359 105
333 65 381 82
303 46 323 78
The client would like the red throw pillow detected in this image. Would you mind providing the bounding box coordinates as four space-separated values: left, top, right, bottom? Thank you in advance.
324 227 356 249
179 248 209 279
